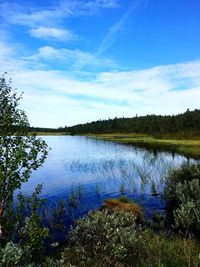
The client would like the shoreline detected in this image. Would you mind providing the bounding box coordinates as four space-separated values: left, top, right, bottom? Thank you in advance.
87 133 200 159
32 132 200 159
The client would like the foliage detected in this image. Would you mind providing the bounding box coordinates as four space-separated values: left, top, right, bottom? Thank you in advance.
62 210 200 267
163 162 200 236
102 197 144 222
2 185 49 262
63 210 138 266
5 184 45 238
2 230 200 267
27 258 62 267
0 242 25 266
19 214 49 258
0 241 62 267
136 230 200 267
18 190 49 260
64 109 200 138
0 74 48 242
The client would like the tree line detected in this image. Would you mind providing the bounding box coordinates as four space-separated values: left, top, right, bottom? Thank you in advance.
63 109 200 138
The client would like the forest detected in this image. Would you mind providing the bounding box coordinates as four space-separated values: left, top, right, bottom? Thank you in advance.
63 109 200 137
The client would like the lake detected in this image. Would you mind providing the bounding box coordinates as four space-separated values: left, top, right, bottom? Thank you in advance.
14 136 193 240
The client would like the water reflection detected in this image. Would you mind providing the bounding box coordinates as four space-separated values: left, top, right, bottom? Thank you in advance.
14 136 195 239
66 150 185 196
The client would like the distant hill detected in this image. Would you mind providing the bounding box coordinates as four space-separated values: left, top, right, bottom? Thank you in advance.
64 109 200 138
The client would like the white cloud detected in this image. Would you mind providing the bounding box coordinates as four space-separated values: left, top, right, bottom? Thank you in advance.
1 0 120 28
0 40 26 72
29 27 77 41
24 46 116 70
0 40 200 127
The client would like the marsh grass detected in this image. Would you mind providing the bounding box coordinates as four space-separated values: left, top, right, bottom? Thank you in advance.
90 133 200 158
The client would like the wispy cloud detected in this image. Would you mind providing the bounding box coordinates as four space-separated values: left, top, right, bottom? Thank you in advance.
0 2 59 27
77 0 143 71
97 0 144 55
29 27 77 41
0 0 120 50
1 0 120 27
24 46 116 71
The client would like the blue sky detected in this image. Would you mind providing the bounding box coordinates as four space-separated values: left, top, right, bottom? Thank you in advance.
0 0 200 127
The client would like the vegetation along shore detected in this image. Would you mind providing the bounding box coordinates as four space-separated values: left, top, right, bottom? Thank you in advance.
89 133 200 159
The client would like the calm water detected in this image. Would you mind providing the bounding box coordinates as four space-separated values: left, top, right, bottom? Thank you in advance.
14 136 192 239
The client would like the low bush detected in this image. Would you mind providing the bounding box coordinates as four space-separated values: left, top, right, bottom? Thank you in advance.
0 242 25 266
163 162 200 236
0 242 61 267
62 210 139 266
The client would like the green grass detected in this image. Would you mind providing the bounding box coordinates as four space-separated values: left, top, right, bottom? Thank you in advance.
89 133 200 158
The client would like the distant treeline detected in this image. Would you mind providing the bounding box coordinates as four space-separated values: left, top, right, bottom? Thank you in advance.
29 127 62 133
64 109 200 138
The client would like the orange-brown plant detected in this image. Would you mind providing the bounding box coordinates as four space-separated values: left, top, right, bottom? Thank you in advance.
103 198 144 222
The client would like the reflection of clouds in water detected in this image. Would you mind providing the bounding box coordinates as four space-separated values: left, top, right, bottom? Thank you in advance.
65 151 188 195
17 136 194 200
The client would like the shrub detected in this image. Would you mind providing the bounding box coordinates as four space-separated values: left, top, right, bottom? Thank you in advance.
0 242 62 267
163 162 200 236
102 197 144 222
0 242 25 266
13 185 49 261
62 210 139 266
18 214 49 260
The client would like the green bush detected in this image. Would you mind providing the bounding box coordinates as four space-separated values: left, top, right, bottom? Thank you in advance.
163 162 200 236
0 242 25 266
0 242 62 267
62 210 138 266
18 214 49 259
13 185 49 261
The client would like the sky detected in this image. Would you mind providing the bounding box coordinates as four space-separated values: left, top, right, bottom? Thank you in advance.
0 0 200 128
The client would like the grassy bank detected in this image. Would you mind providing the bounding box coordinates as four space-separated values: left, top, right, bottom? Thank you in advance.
88 133 200 158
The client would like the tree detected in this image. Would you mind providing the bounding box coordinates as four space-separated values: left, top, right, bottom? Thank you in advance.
0 74 48 244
